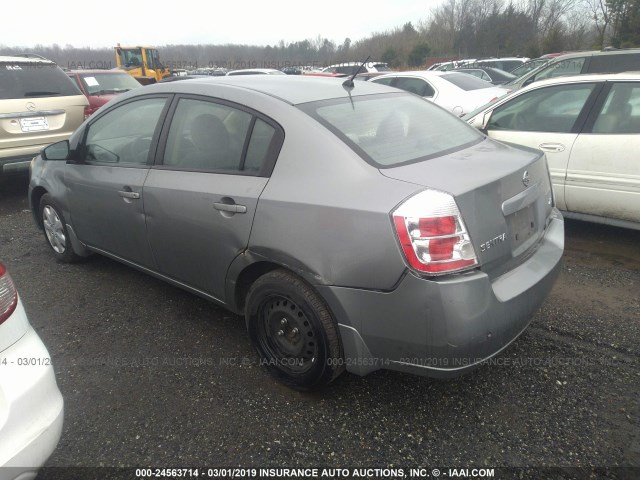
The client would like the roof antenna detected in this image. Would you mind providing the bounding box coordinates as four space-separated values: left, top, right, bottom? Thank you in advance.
342 56 370 90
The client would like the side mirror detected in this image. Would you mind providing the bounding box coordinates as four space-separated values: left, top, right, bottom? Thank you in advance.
42 140 70 161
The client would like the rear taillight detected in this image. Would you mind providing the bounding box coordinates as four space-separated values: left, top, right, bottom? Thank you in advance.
392 190 478 275
0 262 18 325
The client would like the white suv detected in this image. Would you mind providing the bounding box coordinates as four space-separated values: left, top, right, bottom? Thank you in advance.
0 262 63 480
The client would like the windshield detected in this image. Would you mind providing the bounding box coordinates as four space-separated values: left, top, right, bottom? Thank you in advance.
117 48 143 67
440 72 494 90
299 93 483 168
0 62 81 99
79 72 141 95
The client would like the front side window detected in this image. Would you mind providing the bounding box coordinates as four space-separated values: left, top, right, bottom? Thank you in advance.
82 97 167 164
488 84 596 133
592 82 640 134
300 93 483 167
118 48 143 68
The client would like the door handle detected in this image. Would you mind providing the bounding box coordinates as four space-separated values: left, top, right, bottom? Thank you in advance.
213 202 247 214
118 190 140 199
538 143 565 153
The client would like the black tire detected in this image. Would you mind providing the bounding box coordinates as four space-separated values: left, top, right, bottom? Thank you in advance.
39 194 82 263
246 269 344 390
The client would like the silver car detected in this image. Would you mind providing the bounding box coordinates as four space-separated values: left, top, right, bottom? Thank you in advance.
28 76 564 390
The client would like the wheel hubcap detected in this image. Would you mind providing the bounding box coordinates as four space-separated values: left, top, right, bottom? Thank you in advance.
42 205 66 254
257 296 318 374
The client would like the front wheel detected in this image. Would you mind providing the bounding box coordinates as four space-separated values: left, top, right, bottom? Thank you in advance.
39 194 82 263
246 269 344 390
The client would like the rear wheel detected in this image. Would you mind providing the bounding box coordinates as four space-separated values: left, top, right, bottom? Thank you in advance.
246 269 344 390
39 194 81 263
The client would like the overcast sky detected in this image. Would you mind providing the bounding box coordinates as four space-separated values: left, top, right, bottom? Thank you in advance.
4 0 441 48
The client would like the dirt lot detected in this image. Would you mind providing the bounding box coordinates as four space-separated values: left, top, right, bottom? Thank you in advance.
0 177 638 477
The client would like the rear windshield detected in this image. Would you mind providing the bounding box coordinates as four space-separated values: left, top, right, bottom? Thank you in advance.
0 62 81 99
299 93 483 168
78 72 141 95
440 72 493 90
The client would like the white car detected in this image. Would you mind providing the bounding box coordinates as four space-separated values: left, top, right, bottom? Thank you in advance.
371 71 510 116
465 72 640 230
0 262 63 480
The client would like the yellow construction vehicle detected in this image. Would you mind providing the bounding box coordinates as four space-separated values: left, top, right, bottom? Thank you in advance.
114 44 170 84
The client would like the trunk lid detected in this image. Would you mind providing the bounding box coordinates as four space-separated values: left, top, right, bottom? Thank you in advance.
381 138 554 274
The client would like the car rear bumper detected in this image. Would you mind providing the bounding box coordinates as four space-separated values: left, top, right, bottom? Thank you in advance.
0 306 63 479
318 210 564 377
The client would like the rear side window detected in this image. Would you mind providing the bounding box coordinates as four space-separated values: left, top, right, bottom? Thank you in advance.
588 53 640 73
163 98 252 171
395 77 436 97
592 82 640 134
300 93 483 168
162 98 280 175
440 72 493 90
0 62 81 99
372 76 395 86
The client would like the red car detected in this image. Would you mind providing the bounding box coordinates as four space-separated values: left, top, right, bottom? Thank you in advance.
66 70 142 118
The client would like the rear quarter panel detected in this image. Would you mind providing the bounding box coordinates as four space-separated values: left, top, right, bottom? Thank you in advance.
242 102 420 290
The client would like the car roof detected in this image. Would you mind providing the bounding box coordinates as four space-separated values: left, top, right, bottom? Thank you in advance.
0 55 55 65
550 48 640 61
143 75 401 105
513 71 640 90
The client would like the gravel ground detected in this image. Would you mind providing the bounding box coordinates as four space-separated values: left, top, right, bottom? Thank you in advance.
0 177 638 478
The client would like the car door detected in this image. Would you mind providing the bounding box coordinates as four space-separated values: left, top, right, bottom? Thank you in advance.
65 95 170 267
484 82 602 210
565 81 640 224
143 96 283 301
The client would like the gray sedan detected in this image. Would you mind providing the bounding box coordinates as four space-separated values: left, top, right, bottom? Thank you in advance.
29 76 564 390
